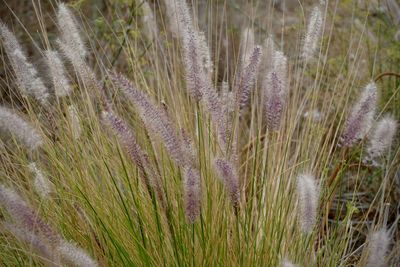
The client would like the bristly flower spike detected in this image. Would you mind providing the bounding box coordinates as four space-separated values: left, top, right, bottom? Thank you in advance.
365 115 397 164
44 50 72 98
102 108 166 207
109 71 190 167
302 6 323 62
297 173 319 234
340 82 378 147
183 166 201 223
365 228 390 267
214 158 240 209
240 28 255 68
281 258 297 267
0 23 49 105
57 240 99 267
0 106 43 151
57 3 87 59
264 50 288 131
0 185 60 243
67 105 81 140
141 1 158 41
0 184 99 266
28 162 53 199
235 45 262 112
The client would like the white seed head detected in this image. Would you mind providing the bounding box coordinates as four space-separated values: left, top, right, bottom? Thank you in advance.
366 115 397 161
0 24 49 105
281 258 297 267
0 106 43 150
240 27 255 67
45 50 72 98
67 105 81 140
57 3 87 58
365 228 390 267
141 1 158 41
297 173 319 233
163 0 181 37
260 35 276 77
302 6 323 61
57 240 98 267
28 162 53 199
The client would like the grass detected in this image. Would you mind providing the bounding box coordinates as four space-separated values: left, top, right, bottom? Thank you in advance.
0 0 399 266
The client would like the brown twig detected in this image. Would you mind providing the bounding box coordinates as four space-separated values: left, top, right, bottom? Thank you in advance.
374 72 400 82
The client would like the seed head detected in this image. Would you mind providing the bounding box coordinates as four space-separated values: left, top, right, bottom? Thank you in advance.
264 50 288 131
235 45 262 112
0 106 43 151
28 162 53 199
109 71 191 167
57 3 87 59
340 82 377 147
365 115 397 162
67 105 81 140
365 228 390 267
57 240 98 267
44 50 72 98
0 23 49 105
302 6 323 61
183 166 201 223
297 173 319 233
214 158 240 208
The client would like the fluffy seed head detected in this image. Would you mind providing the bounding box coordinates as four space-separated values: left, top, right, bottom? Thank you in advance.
366 115 397 161
0 106 43 150
141 1 158 41
340 82 378 147
183 166 202 223
281 258 297 267
365 228 390 267
0 185 60 243
302 6 323 61
45 50 72 98
0 23 49 105
264 50 288 131
57 3 87 58
57 240 98 267
102 110 151 189
109 72 191 167
236 45 262 111
28 162 53 199
67 105 81 140
214 158 240 208
259 35 276 78
240 28 255 67
297 173 319 233
4 222 58 263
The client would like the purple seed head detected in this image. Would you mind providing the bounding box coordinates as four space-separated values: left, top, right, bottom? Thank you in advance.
213 158 240 208
0 185 60 244
183 166 201 223
236 45 262 112
109 71 190 167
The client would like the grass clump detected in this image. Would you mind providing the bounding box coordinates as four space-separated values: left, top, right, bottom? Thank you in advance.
0 0 399 266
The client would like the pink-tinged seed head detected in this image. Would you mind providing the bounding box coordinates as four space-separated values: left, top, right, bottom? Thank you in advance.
340 82 377 147
213 158 240 209
183 166 201 223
